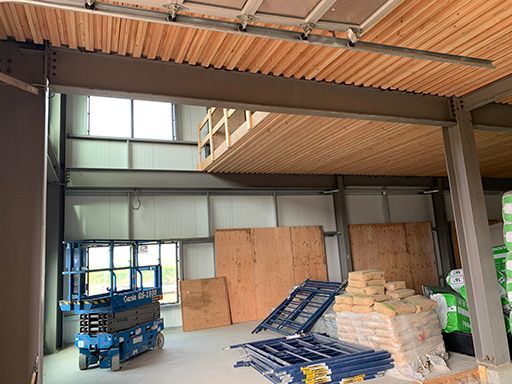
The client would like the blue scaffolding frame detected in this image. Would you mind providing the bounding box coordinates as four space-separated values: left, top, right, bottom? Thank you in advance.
252 280 343 335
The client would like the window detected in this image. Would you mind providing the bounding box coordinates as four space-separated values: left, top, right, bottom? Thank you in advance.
88 96 175 140
87 246 110 296
134 100 174 140
88 96 131 137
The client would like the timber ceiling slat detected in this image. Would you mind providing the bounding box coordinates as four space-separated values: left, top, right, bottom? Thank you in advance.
2 1 512 101
203 113 512 177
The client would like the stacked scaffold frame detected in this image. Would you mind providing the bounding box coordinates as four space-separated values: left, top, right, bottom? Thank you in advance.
230 333 394 384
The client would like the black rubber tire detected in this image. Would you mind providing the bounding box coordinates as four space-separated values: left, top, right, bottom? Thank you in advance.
111 354 120 371
156 332 165 350
78 353 88 371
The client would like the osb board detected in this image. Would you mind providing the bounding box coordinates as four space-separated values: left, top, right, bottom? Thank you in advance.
180 277 231 332
424 368 480 384
349 222 438 293
215 226 327 323
215 229 257 323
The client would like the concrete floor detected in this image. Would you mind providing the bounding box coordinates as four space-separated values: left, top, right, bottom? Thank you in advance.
43 322 475 384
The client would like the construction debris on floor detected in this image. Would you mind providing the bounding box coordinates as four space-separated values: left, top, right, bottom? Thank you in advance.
230 333 394 384
333 270 449 381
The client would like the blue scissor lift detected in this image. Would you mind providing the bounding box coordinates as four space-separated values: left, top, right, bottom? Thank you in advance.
59 240 165 371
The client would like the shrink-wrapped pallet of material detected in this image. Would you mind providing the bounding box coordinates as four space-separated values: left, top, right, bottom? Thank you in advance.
335 309 448 381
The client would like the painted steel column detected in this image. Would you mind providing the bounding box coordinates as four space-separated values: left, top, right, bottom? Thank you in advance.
431 177 456 278
0 44 47 383
442 98 509 366
333 176 353 280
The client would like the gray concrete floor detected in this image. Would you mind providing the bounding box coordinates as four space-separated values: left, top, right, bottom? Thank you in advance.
43 322 474 384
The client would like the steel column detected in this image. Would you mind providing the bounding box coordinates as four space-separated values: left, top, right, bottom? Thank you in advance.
442 98 509 366
431 177 456 278
333 176 353 280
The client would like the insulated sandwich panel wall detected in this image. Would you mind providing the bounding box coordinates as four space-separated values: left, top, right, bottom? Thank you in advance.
65 195 129 239
182 243 215 280
388 194 435 224
345 194 387 224
132 195 209 239
211 195 276 230
177 105 207 142
66 139 129 169
277 195 336 231
130 142 197 170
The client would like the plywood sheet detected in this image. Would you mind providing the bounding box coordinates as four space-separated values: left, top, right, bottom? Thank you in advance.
215 225 327 323
180 277 231 332
349 222 438 293
215 229 257 323
252 227 294 319
290 226 328 284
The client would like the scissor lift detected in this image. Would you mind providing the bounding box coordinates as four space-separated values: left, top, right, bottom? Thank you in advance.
59 240 165 371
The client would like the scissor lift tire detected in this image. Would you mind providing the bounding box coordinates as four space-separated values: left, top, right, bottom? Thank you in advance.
79 353 89 371
156 332 165 350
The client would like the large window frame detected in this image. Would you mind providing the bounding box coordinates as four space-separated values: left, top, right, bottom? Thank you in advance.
87 96 177 141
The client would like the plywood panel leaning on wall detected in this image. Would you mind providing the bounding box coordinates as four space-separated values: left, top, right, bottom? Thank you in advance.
180 277 232 332
215 226 328 323
349 222 438 293
215 229 257 323
252 227 295 319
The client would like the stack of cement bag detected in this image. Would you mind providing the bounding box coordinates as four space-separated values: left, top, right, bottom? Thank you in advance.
334 269 448 381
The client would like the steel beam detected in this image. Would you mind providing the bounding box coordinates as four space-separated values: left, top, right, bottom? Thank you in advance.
442 98 510 366
431 177 456 278
333 176 353 280
462 75 512 111
42 45 512 131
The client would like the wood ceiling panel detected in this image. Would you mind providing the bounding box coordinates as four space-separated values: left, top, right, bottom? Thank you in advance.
202 112 512 177
1 1 512 101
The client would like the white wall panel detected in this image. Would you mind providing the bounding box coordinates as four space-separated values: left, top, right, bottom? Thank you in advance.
66 139 128 168
345 194 387 224
131 142 197 170
66 94 88 135
178 104 207 142
182 243 215 280
388 194 435 224
132 195 208 239
325 236 341 282
445 192 502 222
65 195 129 239
277 195 336 231
211 195 276 230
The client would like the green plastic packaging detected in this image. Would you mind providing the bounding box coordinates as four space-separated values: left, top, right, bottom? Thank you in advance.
503 191 512 223
430 293 471 333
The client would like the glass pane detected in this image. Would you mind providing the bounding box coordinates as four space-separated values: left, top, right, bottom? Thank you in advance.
114 245 131 268
88 247 110 270
138 244 159 266
89 96 131 137
115 268 131 292
140 270 156 288
88 271 110 296
161 243 178 303
133 100 173 140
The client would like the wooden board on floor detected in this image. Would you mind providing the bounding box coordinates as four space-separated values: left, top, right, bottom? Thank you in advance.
180 277 232 332
215 229 257 323
349 222 438 293
215 226 327 323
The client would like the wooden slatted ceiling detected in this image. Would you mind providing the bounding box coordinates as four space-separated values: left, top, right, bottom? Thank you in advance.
203 113 512 178
1 1 512 99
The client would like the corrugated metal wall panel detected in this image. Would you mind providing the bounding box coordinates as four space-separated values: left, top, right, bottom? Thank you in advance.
66 139 129 168
388 195 435 224
211 195 277 230
132 195 209 239
277 195 336 231
182 243 215 280
65 195 129 239
131 142 197 170
345 194 387 224
178 105 207 142
444 192 502 222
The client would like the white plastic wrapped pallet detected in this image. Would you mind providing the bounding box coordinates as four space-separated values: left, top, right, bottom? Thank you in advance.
336 310 449 381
